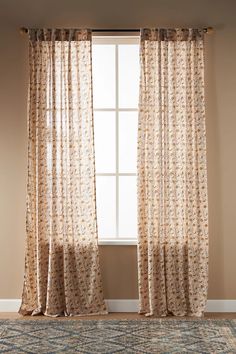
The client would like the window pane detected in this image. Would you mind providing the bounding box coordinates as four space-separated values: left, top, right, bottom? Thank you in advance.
119 112 138 173
118 44 139 108
119 176 137 238
96 176 116 238
92 45 115 108
94 111 116 173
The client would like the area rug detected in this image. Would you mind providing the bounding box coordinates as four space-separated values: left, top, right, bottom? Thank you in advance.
0 319 236 353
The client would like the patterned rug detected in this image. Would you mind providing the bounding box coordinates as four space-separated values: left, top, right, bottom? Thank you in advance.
0 319 236 353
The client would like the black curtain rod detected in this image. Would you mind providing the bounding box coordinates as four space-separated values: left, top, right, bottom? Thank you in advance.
92 29 139 32
20 27 213 34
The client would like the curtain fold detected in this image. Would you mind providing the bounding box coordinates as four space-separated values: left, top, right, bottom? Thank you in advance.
19 29 107 316
137 28 208 317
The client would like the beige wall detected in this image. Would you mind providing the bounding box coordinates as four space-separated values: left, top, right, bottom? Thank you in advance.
0 0 236 300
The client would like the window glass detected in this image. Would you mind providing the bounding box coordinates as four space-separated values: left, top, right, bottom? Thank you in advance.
93 38 139 242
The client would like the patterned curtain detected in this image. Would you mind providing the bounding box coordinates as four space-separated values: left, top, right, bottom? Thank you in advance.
137 28 208 317
19 29 107 316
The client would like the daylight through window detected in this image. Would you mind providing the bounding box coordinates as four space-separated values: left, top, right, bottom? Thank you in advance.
92 36 139 244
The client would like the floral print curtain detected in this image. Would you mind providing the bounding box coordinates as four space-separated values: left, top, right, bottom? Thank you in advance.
19 29 107 316
137 28 209 317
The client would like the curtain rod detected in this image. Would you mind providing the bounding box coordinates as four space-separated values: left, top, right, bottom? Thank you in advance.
19 27 214 35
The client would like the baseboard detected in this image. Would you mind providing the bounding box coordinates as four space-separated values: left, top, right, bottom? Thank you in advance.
0 299 21 312
105 299 139 312
0 299 236 313
205 300 236 312
106 300 236 313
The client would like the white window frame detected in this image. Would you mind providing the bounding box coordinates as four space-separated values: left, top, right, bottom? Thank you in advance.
92 36 139 246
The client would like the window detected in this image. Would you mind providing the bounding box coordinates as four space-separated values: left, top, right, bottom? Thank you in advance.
92 36 139 245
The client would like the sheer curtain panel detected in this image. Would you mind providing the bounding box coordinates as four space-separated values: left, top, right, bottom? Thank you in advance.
137 28 209 317
19 29 107 316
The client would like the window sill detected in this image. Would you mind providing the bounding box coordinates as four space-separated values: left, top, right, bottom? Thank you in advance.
98 239 137 246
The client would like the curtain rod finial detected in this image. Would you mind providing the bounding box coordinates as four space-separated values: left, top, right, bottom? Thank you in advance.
20 27 28 35
205 26 213 34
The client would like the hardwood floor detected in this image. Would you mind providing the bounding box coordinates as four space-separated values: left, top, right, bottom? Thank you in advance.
0 313 236 320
